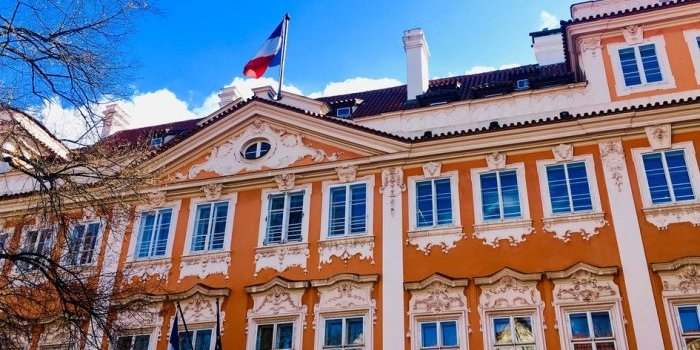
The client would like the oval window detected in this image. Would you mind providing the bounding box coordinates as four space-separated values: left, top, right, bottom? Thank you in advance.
242 140 271 160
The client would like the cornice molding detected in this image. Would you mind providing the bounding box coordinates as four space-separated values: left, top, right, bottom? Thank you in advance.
405 273 469 291
245 276 309 294
546 262 618 280
474 267 542 286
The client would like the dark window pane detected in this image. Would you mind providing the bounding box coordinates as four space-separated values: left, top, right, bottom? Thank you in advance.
480 172 501 221
209 202 228 250
639 44 663 83
256 325 273 350
192 204 211 251
567 162 593 212
154 209 172 256
643 153 672 204
591 312 613 338
500 170 522 219
416 181 434 227
276 323 293 349
679 306 700 333
569 313 590 339
194 329 211 350
619 47 641 86
441 321 458 346
329 187 347 236
179 331 194 350
133 335 150 350
435 178 453 225
595 341 616 350
266 195 285 244
547 164 571 213
347 317 364 345
514 317 534 343
349 184 367 234
493 318 512 345
115 336 132 350
325 319 342 346
665 150 695 201
286 192 304 242
421 322 438 348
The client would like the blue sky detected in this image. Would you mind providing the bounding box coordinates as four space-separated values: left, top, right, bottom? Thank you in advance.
43 1 575 136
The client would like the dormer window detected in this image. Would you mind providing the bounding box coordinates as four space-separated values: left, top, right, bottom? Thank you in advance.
336 107 352 118
150 136 164 147
242 140 271 160
515 79 530 90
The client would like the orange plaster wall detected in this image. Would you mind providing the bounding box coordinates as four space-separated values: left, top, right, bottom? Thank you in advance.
602 22 700 101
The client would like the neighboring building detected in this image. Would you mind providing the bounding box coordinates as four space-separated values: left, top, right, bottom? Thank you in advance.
3 0 700 349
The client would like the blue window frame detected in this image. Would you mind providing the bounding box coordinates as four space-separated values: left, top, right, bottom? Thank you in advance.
415 178 453 228
66 222 101 265
678 305 700 348
642 149 695 204
324 317 364 348
328 183 367 237
190 201 229 252
136 208 172 259
480 170 522 221
546 161 593 214
567 311 615 349
179 329 213 350
618 43 663 87
265 191 305 245
256 322 293 350
420 320 458 349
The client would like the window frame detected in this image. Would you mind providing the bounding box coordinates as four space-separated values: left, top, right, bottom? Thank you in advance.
471 163 530 226
127 201 181 262
318 313 368 349
241 139 273 161
607 35 675 96
252 319 297 350
683 29 700 85
64 219 104 267
562 309 618 350
482 309 544 350
183 193 237 256
112 332 154 350
416 318 461 350
536 155 602 218
258 184 312 247
320 176 374 240
176 327 216 350
554 303 628 350
487 313 538 349
631 141 700 208
407 171 461 232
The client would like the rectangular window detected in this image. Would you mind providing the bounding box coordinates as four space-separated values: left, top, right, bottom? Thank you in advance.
492 316 536 349
135 208 172 259
66 222 101 265
178 329 212 350
546 162 593 214
190 201 229 252
642 149 695 204
480 170 522 221
324 317 364 349
265 191 305 245
24 228 53 256
420 320 458 349
328 183 367 237
256 322 293 350
115 335 150 350
567 311 616 350
415 178 453 228
618 44 663 87
677 304 700 348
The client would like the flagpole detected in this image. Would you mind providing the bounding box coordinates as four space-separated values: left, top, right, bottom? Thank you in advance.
215 298 223 350
276 13 290 101
177 301 195 350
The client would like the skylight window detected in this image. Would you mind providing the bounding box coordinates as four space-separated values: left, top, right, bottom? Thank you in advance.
336 107 352 118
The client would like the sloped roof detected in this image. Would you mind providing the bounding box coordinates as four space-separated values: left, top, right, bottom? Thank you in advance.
566 0 699 24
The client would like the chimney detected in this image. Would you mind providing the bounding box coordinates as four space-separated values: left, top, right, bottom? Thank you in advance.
218 86 242 107
101 104 130 138
530 28 565 66
403 28 430 101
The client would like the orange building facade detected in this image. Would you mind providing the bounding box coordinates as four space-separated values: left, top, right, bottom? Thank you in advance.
3 1 700 349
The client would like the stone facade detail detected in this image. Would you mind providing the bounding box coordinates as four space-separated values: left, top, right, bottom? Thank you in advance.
179 251 231 281
380 167 405 214
201 183 223 201
653 257 700 297
486 152 506 170
246 278 308 350
473 219 534 247
114 302 164 332
124 258 172 282
548 264 620 304
552 144 574 162
543 212 607 241
643 202 700 229
407 227 464 254
179 293 224 325
254 243 309 276
623 25 644 44
274 173 296 191
318 235 374 268
422 162 442 178
146 191 167 208
336 164 358 182
599 140 626 193
645 124 672 150
312 274 377 333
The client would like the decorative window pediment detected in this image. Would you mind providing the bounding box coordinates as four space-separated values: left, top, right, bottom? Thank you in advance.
653 257 700 350
169 284 229 326
653 257 700 298
547 263 620 304
38 320 77 349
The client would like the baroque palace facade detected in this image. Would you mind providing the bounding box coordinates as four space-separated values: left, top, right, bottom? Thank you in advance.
4 0 700 349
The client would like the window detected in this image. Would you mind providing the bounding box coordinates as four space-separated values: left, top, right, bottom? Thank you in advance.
256 322 293 350
480 170 522 221
115 335 150 350
190 201 228 252
179 329 213 350
491 316 536 349
515 79 530 90
677 304 700 349
135 208 172 259
150 136 164 148
618 43 663 87
324 317 364 349
243 140 271 160
23 228 53 256
336 107 352 118
415 178 453 228
264 191 304 245
419 321 458 349
567 311 616 350
641 149 695 205
66 222 101 266
545 162 593 214
328 183 367 237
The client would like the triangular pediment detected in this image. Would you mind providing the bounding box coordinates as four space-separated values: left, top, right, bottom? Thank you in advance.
148 99 407 182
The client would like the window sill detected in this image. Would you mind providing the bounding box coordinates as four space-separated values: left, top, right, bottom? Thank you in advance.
124 257 171 282
617 80 675 96
178 251 231 281
542 212 607 241
407 226 464 255
473 219 533 247
642 202 700 230
254 242 309 276
318 235 374 268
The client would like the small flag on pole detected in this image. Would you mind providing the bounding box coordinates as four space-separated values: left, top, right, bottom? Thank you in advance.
168 314 179 350
243 17 286 79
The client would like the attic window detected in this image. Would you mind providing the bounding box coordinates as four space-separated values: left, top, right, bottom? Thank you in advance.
150 136 164 147
515 79 530 90
242 139 271 160
336 107 352 118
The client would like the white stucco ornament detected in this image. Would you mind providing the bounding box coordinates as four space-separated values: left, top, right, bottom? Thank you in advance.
179 251 231 281
622 25 644 44
202 183 223 201
407 227 464 254
336 165 358 182
543 212 607 241
380 167 405 214
486 152 506 170
422 162 442 178
643 202 700 229
275 173 296 191
644 124 672 150
124 259 172 282
552 144 574 162
599 140 626 193
254 243 309 276
146 191 167 208
473 219 534 247
179 121 338 179
318 236 374 268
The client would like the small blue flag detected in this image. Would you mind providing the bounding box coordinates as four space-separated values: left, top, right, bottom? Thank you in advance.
169 314 179 350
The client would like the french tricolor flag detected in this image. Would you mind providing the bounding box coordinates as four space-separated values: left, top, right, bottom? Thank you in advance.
243 18 286 79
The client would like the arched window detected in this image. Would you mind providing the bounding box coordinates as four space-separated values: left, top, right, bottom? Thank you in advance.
242 140 271 160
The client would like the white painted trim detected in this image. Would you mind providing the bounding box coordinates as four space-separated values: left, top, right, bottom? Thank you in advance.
381 167 405 349
683 29 700 85
63 218 106 267
630 141 700 209
111 328 160 350
407 170 461 232
319 175 375 240
556 305 627 350
247 316 304 350
607 35 676 97
470 162 530 225
126 200 182 262
482 310 546 350
315 312 372 350
536 154 602 217
663 298 700 350
412 315 468 350
257 183 312 247
183 193 237 256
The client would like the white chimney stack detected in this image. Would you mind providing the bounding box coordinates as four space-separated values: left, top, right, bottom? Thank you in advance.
403 28 430 101
218 86 243 108
530 28 565 66
101 103 130 138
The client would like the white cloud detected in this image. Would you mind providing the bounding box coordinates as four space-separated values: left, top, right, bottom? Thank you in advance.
308 77 402 98
538 10 559 30
464 63 520 75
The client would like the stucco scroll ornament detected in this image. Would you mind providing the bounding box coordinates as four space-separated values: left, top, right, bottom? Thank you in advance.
275 173 296 191
336 165 358 183
662 264 700 295
380 167 405 214
644 124 672 150
479 276 542 310
422 162 442 178
552 144 574 162
412 282 465 313
555 271 617 303
146 190 166 208
598 140 626 193
254 244 309 276
252 286 302 315
486 152 506 170
579 36 602 57
180 293 222 324
201 183 223 201
622 25 644 44
318 236 374 268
